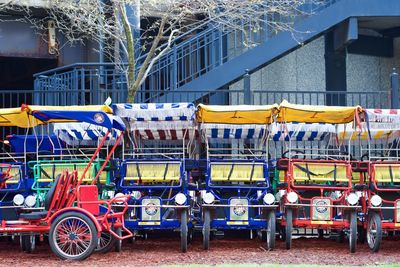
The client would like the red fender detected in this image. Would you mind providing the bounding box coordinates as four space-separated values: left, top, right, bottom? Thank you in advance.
49 207 102 235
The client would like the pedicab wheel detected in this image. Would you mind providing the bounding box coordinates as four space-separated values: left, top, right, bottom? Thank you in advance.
285 208 293 250
180 210 188 253
20 234 35 253
266 210 276 250
367 212 382 252
95 231 116 253
203 209 210 250
349 211 357 253
114 228 122 252
49 211 98 261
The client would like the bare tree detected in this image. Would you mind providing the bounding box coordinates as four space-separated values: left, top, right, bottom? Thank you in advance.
0 0 324 102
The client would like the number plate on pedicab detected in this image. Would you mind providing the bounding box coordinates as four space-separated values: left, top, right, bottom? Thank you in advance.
312 198 331 221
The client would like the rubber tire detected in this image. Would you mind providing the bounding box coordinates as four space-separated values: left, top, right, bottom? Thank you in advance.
367 212 382 252
318 229 324 239
49 211 98 261
203 209 210 250
266 210 276 250
349 211 357 253
115 228 122 252
20 234 35 253
285 208 293 250
180 210 188 253
95 231 116 253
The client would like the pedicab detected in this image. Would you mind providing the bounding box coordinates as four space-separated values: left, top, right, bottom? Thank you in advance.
276 100 363 253
113 103 196 252
346 108 400 252
196 104 279 250
0 104 132 260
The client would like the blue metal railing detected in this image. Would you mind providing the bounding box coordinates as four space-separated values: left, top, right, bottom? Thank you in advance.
34 0 340 104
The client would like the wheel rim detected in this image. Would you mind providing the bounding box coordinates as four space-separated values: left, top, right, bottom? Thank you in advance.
367 216 377 247
97 232 112 250
53 216 94 258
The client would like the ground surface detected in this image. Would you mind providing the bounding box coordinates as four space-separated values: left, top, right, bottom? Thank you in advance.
0 234 400 266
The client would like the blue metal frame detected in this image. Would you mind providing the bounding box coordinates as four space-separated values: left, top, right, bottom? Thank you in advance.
118 159 192 230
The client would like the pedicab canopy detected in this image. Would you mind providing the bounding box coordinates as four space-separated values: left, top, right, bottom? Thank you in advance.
338 109 400 141
271 122 336 141
196 104 278 124
0 104 124 131
112 103 196 140
277 100 362 124
196 104 278 140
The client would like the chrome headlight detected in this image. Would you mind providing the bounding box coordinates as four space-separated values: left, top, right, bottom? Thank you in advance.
370 195 382 207
13 194 24 206
263 193 275 205
24 195 36 207
347 193 359 206
131 191 141 200
114 192 125 204
175 193 187 205
203 192 215 204
287 192 298 203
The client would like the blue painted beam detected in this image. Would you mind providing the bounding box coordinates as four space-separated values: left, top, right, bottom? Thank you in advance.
160 0 400 102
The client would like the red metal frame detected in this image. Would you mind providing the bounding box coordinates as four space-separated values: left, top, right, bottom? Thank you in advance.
281 159 358 230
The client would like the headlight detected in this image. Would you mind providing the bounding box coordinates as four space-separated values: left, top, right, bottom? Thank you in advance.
370 195 382 207
286 192 298 203
131 191 141 200
203 192 215 204
263 193 275 205
347 193 359 205
13 194 24 206
114 192 125 204
175 193 187 205
24 195 36 207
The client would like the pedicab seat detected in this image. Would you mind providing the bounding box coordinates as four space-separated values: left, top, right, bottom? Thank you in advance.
123 162 181 182
19 175 61 220
291 162 349 183
210 163 265 182
373 164 400 183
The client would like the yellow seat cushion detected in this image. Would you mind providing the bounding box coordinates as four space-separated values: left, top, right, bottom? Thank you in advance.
373 164 400 183
125 162 181 182
210 163 265 182
292 162 349 183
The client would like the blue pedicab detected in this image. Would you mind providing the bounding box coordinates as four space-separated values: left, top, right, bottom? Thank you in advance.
0 104 132 259
113 103 197 252
196 104 279 250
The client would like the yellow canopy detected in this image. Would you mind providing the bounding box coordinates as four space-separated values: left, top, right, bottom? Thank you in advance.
277 100 362 124
0 105 112 128
196 104 278 124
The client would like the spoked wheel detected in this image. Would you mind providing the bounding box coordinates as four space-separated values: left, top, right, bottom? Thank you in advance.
180 210 188 253
95 231 116 253
349 211 357 253
20 234 36 253
266 210 276 250
367 212 382 252
49 211 98 260
114 228 122 252
285 208 293 250
203 209 210 250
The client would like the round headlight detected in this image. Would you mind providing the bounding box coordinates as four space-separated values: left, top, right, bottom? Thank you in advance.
131 191 141 200
114 192 125 204
175 193 187 205
24 195 36 207
203 192 215 204
13 194 24 206
263 193 275 205
370 195 382 207
286 192 298 203
347 193 359 206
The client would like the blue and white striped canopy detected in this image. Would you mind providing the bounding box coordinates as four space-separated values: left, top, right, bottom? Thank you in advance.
54 123 120 146
271 122 335 141
201 124 267 139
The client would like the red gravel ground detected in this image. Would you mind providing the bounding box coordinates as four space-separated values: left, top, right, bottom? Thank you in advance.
0 235 400 266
